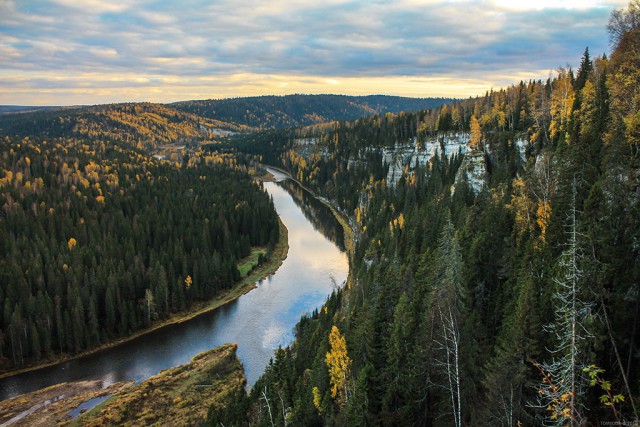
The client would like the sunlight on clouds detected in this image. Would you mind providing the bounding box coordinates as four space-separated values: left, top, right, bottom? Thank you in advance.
491 0 627 10
49 0 133 14
148 57 206 66
0 0 624 105
137 11 176 25
90 48 118 58
0 44 22 58
0 70 548 105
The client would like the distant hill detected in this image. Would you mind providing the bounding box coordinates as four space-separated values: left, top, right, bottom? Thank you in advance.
0 95 456 144
0 105 58 114
172 94 456 129
0 102 245 147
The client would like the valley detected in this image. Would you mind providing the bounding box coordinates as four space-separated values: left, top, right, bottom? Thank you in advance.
1 2 640 424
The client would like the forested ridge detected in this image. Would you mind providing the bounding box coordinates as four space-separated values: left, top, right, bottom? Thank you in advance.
0 124 280 371
207 3 640 426
0 103 247 150
172 95 455 129
0 70 454 382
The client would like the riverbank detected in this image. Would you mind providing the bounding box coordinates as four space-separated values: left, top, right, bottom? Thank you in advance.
0 379 131 426
74 344 244 426
0 213 289 383
0 344 243 426
264 165 355 257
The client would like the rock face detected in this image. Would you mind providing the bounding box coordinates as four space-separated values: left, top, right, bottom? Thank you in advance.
454 149 488 193
381 134 531 193
292 131 530 194
382 133 470 187
514 137 528 161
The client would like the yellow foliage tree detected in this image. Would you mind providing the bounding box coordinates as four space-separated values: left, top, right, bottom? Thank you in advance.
509 178 535 242
397 212 405 230
325 325 351 406
470 115 482 149
68 238 77 250
536 199 552 249
312 386 323 412
549 68 575 142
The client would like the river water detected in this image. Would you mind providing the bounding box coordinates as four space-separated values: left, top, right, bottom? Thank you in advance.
0 169 348 400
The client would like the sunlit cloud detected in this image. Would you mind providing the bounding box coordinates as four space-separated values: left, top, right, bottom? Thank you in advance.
0 0 630 105
48 0 134 14
491 0 622 10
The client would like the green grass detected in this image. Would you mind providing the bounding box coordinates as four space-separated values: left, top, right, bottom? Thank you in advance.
237 248 266 277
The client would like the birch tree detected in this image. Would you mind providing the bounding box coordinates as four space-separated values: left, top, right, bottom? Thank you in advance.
144 288 155 326
428 218 464 427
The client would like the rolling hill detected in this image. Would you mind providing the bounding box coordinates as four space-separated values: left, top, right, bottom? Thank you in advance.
172 94 455 129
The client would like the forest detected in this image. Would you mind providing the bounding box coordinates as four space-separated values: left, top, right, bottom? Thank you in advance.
0 103 247 149
0 89 456 376
206 3 640 426
0 127 280 370
0 3 638 425
172 95 455 129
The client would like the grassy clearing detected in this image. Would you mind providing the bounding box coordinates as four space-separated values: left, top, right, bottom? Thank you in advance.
0 345 246 426
237 248 267 277
68 394 119 427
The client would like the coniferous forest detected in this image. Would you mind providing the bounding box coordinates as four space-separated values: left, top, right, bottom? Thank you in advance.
205 5 640 426
0 131 280 370
0 2 639 426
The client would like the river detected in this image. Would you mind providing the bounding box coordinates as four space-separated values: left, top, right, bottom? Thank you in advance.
0 168 349 400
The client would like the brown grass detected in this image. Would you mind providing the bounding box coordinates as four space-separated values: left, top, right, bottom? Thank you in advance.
74 344 244 426
0 380 131 427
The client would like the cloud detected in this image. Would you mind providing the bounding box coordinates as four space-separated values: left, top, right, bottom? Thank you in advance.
0 0 630 105
48 0 135 14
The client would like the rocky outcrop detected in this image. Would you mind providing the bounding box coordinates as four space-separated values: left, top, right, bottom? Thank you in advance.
382 133 470 186
454 149 487 193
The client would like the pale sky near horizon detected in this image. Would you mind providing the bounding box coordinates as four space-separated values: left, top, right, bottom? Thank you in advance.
0 0 629 106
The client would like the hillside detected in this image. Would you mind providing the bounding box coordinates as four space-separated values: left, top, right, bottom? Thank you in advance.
206 7 640 426
78 344 245 426
0 103 246 150
0 106 57 114
0 121 281 373
172 94 455 129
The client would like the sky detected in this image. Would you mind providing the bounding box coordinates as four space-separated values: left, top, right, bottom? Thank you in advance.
0 0 629 106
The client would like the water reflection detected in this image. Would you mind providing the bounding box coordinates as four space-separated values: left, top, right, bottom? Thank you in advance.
276 179 346 252
0 172 348 400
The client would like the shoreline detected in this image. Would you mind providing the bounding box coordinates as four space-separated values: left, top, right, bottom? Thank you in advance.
0 202 289 383
263 164 357 293
0 344 244 426
264 164 355 257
